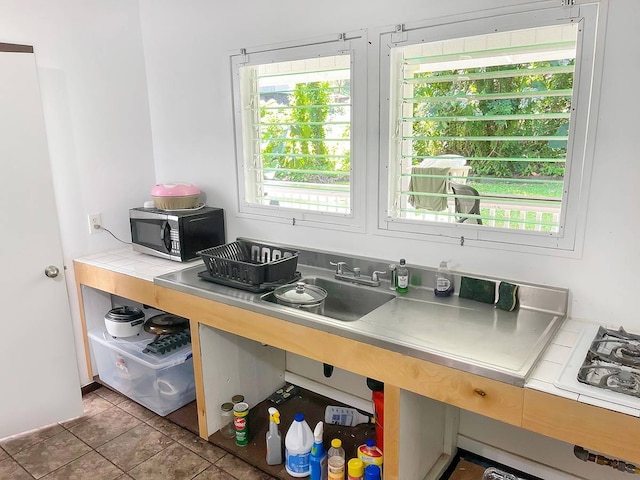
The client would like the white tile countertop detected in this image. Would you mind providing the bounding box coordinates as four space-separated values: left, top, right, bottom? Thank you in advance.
75 247 635 417
74 247 202 282
526 318 640 417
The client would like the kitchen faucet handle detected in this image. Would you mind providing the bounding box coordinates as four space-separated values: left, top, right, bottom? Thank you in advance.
330 261 350 275
372 270 387 282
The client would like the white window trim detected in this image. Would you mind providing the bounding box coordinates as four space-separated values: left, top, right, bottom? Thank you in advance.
230 30 368 233
376 1 605 253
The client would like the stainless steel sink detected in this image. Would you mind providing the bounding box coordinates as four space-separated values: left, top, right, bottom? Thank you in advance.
261 276 396 322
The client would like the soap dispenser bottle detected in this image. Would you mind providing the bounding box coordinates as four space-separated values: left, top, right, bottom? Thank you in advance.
434 261 454 297
396 259 409 294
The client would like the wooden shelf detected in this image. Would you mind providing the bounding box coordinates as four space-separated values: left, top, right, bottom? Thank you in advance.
208 386 376 479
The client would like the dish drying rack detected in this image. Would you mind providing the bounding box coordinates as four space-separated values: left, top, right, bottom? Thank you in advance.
197 240 299 292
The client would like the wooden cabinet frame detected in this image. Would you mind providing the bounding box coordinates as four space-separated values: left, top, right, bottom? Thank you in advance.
74 261 640 478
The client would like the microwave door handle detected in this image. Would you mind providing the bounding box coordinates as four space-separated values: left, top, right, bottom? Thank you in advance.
160 221 172 252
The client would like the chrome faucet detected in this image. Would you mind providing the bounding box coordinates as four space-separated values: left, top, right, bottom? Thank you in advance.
330 261 386 287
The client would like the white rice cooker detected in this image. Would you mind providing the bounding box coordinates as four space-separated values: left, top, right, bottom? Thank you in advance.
104 306 145 338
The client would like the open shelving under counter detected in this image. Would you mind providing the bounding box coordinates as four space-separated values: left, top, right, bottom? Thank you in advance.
208 386 376 479
73 248 640 478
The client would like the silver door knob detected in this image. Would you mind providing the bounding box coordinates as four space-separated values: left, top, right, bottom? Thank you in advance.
44 265 60 278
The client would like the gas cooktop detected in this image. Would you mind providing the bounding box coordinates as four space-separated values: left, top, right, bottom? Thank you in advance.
578 327 640 397
555 325 640 413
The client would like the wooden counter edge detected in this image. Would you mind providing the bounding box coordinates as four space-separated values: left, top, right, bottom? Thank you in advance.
523 389 640 465
155 284 524 428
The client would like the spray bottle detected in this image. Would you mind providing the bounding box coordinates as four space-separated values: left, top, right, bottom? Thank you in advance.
266 407 282 465
310 421 328 480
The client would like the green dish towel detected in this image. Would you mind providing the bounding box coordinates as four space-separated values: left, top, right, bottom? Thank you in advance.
408 167 450 211
459 277 496 304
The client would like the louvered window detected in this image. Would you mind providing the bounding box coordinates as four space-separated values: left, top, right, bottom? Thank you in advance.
379 4 602 250
231 32 366 230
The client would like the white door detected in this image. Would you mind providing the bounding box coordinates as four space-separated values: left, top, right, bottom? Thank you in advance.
0 44 83 438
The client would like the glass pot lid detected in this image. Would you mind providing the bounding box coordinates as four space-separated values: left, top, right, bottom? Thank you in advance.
274 282 327 305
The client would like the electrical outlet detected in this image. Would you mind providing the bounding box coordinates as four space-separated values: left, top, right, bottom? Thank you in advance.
88 213 102 234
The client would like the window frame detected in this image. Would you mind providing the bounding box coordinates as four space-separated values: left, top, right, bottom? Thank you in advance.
377 2 603 252
230 31 368 232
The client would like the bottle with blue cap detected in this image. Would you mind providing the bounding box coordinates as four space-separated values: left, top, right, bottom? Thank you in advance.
364 464 382 480
285 412 314 477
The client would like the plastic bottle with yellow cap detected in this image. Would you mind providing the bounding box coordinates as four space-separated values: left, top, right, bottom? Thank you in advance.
347 458 364 479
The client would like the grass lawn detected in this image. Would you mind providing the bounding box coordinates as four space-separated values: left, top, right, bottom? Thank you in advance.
467 178 563 198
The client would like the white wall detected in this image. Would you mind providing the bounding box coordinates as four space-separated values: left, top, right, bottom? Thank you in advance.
2 0 636 401
139 0 640 328
0 1 156 383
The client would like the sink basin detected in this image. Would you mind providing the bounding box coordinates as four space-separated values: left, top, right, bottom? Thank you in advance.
261 276 396 322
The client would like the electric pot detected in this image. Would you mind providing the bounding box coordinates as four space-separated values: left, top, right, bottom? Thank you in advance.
273 282 327 315
104 306 145 338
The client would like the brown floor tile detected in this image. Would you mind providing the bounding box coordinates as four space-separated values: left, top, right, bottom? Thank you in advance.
94 386 128 405
144 415 191 441
0 423 64 456
116 399 157 422
40 451 122 480
61 392 114 428
215 454 273 480
67 406 142 449
0 457 33 480
96 423 173 471
176 432 227 463
128 442 210 480
12 430 92 479
0 447 7 461
193 464 238 480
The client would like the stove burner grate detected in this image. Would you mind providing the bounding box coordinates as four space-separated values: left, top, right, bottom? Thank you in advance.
577 326 640 399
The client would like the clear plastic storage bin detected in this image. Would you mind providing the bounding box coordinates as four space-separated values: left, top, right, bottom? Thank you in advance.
88 329 195 416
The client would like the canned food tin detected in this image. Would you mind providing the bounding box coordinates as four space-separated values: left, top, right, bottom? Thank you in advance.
232 394 245 404
233 402 250 446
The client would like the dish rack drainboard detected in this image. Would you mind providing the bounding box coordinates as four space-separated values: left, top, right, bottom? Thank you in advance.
197 240 299 292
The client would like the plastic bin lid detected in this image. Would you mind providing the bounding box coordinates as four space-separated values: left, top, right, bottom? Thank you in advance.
88 329 192 369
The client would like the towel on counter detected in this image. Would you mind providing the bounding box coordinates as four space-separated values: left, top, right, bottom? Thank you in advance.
408 167 450 211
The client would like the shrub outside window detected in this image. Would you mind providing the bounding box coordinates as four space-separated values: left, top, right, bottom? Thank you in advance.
379 3 602 251
231 32 367 230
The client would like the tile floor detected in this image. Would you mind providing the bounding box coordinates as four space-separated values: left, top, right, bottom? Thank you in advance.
0 387 277 480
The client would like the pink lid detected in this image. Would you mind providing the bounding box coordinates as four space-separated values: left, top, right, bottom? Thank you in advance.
151 182 200 197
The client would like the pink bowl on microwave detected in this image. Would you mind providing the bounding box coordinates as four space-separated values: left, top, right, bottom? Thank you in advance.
151 183 200 209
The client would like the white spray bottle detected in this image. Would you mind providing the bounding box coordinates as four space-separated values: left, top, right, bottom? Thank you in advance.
266 407 282 465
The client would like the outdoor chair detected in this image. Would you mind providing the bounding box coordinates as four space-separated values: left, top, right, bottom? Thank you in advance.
450 182 482 225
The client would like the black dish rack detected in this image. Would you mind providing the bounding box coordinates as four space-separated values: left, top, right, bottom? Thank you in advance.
197 240 299 292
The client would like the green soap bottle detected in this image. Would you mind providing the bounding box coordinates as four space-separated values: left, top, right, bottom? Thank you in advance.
396 259 409 294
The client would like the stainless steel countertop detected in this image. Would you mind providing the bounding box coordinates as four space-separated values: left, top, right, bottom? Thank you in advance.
155 262 567 387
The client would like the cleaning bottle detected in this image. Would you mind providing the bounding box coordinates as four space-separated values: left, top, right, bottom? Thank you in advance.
328 438 346 480
285 413 314 477
434 260 454 297
310 421 328 480
265 407 282 466
324 406 375 427
347 458 364 480
357 439 383 471
396 259 409 294
364 464 381 480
